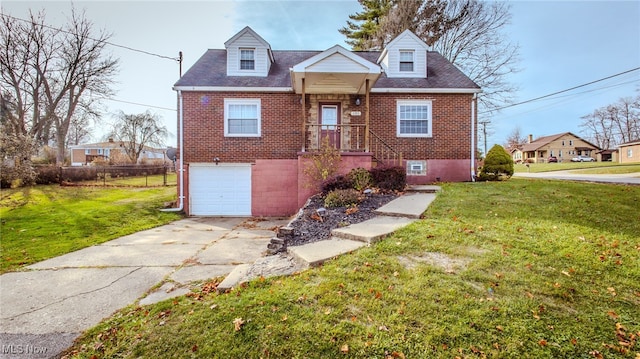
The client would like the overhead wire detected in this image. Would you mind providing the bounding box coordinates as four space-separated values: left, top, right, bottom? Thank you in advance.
480 67 640 115
1 12 181 111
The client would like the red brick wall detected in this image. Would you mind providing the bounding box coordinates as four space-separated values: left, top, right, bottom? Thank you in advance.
181 91 476 166
252 159 299 216
178 90 476 215
182 91 303 163
368 93 475 161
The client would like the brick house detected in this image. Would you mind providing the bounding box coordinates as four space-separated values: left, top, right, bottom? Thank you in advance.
172 27 480 216
514 132 600 163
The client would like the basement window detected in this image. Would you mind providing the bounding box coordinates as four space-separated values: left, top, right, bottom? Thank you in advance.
406 160 427 176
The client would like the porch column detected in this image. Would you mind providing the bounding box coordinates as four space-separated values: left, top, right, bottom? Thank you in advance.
301 78 306 152
364 79 370 152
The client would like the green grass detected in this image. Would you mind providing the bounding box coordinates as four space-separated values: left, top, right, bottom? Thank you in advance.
572 164 640 175
513 161 632 173
64 179 640 358
0 185 182 273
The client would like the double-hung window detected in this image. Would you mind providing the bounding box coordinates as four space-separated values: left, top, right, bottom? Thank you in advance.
397 100 432 137
240 48 255 70
224 99 261 137
399 50 414 72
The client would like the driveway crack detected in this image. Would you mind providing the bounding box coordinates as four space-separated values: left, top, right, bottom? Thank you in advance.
3 267 143 320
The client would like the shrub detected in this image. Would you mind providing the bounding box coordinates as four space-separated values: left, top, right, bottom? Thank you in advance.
370 165 406 191
34 165 60 185
324 188 361 208
321 175 352 194
302 137 341 190
347 167 372 191
477 144 514 181
60 167 98 182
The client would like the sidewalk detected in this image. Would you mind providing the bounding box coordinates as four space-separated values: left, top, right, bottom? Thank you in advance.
0 186 440 359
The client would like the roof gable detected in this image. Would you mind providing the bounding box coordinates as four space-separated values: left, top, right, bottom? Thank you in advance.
224 26 271 50
522 132 600 152
291 45 379 74
378 29 429 78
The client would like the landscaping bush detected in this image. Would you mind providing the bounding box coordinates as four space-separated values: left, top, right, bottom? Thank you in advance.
324 188 361 208
477 144 514 181
370 165 406 191
321 175 352 194
34 165 60 185
60 167 98 182
346 167 372 191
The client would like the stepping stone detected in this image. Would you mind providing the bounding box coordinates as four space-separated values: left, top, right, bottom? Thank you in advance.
331 216 415 243
374 193 437 218
288 238 366 267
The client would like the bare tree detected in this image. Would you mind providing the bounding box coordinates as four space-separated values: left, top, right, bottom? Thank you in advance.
432 0 520 114
504 126 527 152
341 0 520 115
108 110 168 163
0 8 118 166
580 95 640 148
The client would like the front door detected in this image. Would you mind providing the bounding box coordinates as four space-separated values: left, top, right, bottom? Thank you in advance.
319 104 340 148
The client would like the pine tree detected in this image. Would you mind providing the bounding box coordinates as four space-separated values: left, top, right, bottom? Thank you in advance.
338 0 392 50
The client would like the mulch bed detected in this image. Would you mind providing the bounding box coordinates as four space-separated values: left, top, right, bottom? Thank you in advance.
285 191 399 247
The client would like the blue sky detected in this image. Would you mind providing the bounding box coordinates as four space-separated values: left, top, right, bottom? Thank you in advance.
2 1 639 149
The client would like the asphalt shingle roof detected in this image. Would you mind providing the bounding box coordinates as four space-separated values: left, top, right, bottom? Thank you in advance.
174 49 479 90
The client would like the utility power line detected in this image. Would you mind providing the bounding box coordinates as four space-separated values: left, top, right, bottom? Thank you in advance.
1 13 180 62
481 67 640 115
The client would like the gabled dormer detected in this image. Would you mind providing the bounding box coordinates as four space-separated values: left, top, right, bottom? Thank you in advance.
224 26 274 77
377 29 429 78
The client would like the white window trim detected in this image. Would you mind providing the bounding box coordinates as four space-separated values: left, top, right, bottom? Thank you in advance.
239 48 256 71
399 50 415 72
224 98 261 137
396 99 432 138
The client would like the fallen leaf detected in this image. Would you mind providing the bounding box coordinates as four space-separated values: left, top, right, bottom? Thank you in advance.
233 317 245 331
191 344 198 352
379 325 389 331
607 310 619 319
340 344 349 353
538 339 547 346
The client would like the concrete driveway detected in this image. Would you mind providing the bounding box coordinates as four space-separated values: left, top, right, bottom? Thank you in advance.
0 217 288 359
513 170 640 185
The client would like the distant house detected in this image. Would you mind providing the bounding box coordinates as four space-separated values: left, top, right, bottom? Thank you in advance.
618 139 640 164
69 139 167 166
514 132 600 163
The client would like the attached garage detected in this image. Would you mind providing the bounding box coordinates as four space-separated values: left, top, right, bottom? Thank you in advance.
188 164 252 216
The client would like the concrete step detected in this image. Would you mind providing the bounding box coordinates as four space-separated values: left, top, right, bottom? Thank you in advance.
287 238 366 267
374 193 437 219
331 216 416 244
216 263 251 293
406 185 442 193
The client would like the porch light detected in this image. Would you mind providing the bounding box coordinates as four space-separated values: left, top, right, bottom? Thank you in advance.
214 157 220 165
355 97 361 106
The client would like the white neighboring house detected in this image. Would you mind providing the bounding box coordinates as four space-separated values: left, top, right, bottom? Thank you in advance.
69 138 167 166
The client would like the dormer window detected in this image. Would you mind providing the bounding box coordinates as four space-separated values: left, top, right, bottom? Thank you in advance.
399 50 414 72
240 48 255 70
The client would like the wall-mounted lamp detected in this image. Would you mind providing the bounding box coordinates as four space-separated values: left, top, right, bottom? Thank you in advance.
355 97 361 106
213 157 220 165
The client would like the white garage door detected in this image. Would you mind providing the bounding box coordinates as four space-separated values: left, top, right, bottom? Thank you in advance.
189 164 251 216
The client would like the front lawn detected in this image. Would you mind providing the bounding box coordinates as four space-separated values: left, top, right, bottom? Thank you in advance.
63 179 639 358
0 185 182 273
513 161 632 173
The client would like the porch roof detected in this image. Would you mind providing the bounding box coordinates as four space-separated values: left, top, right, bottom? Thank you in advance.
289 45 381 95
